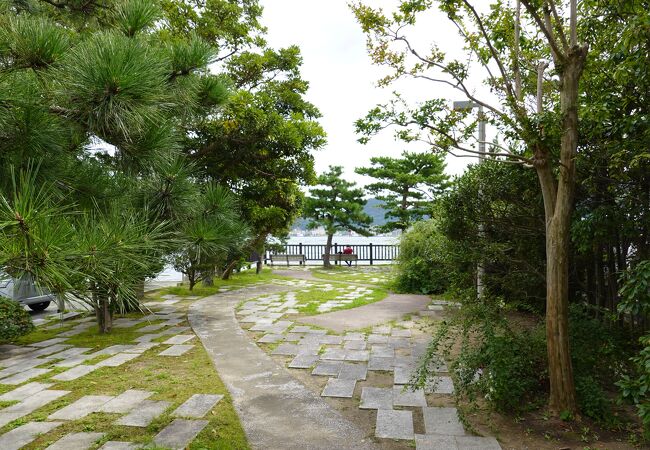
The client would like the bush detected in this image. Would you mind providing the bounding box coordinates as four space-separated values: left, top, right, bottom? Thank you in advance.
0 296 34 342
394 219 452 294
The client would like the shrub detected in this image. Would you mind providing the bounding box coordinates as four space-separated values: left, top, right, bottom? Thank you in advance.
0 296 34 342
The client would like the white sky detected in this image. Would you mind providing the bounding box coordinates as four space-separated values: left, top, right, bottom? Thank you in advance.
259 0 495 186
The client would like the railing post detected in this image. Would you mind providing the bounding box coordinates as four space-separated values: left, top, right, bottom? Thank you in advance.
369 243 373 265
334 243 338 265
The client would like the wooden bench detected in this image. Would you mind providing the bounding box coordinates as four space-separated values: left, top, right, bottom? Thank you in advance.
322 254 359 266
270 254 306 266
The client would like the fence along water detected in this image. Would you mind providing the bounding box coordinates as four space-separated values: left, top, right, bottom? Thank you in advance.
265 242 400 265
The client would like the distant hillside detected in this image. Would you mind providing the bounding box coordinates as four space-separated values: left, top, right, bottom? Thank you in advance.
292 198 388 230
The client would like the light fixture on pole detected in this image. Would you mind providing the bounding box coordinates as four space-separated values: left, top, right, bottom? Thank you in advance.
453 100 486 298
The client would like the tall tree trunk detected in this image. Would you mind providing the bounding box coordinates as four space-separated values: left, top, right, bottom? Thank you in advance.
188 269 197 291
95 295 112 334
324 233 333 268
222 259 239 280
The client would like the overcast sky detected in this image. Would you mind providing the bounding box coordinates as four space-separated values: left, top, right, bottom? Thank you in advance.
258 0 495 186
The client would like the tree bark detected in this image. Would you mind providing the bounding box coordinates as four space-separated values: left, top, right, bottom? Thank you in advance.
324 233 333 268
95 296 112 334
221 259 239 280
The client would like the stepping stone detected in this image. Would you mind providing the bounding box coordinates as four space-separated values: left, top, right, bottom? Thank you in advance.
370 345 394 358
344 350 369 362
320 348 346 360
0 421 63 450
394 365 416 385
137 323 168 333
288 354 319 369
296 344 320 356
52 364 99 381
159 345 194 356
318 335 343 345
45 432 105 450
257 334 284 343
163 335 195 345
0 368 51 385
423 407 465 436
375 409 413 440
415 434 458 450
290 326 313 333
0 389 70 427
311 361 343 376
93 345 134 356
391 329 412 338
388 337 410 348
123 342 160 354
321 378 356 398
393 386 427 407
173 394 223 418
367 334 388 344
31 338 67 348
97 442 139 450
0 382 53 401
100 389 153 413
96 353 139 367
368 356 394 371
429 376 454 394
154 419 208 450
359 387 392 410
343 332 365 341
343 340 366 350
117 400 171 427
270 343 299 356
338 363 367 381
455 436 502 449
49 395 114 420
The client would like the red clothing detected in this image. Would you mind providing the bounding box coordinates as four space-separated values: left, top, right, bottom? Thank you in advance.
343 247 353 254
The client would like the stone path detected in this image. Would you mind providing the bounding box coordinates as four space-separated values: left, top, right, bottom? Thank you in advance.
189 284 378 450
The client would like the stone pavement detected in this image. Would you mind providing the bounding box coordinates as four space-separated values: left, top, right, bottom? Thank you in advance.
189 284 379 450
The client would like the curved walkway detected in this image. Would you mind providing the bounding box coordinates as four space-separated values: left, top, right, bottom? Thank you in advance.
188 284 378 450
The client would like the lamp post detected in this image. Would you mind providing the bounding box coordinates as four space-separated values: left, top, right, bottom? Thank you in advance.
453 100 486 298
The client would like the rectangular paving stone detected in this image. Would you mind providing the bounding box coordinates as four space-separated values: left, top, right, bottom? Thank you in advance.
49 395 114 420
455 436 502 449
415 434 458 450
0 382 53 401
172 394 223 418
137 323 168 333
45 432 105 450
98 442 140 450
367 334 388 344
159 345 194 356
376 409 413 440
54 353 95 368
429 376 454 394
52 364 99 381
288 354 319 369
31 338 67 348
0 368 51 385
423 407 465 436
318 335 343 345
343 332 365 341
163 335 196 345
388 337 410 348
270 343 299 356
99 389 153 413
359 387 392 410
370 345 394 358
344 350 369 362
368 356 394 372
338 363 367 381
96 353 140 367
93 345 134 356
153 418 208 450
393 386 427 407
0 389 70 427
0 421 63 450
257 334 284 344
311 361 343 376
321 378 356 398
117 400 171 427
290 326 313 333
320 348 346 360
343 340 367 350
123 342 160 354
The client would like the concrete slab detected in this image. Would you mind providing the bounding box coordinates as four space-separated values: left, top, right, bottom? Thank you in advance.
320 348 346 360
153 419 208 449
338 363 367 381
392 386 427 407
288 354 319 369
49 395 114 420
415 434 458 450
97 442 140 449
116 400 171 427
344 350 369 362
0 382 53 401
99 389 153 413
270 343 299 356
455 436 502 449
163 335 196 345
311 361 343 376
45 432 105 450
0 368 51 385
52 364 99 381
321 378 356 398
359 387 392 410
95 353 139 367
158 345 193 356
423 407 465 436
173 394 223 418
375 409 413 440
368 356 394 371
429 376 454 394
0 421 63 450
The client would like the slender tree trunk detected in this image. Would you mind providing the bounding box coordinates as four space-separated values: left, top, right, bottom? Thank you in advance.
95 295 112 334
221 259 239 280
324 233 333 268
188 269 196 291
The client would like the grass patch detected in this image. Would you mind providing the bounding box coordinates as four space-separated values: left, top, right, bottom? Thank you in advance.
310 266 395 288
294 286 388 315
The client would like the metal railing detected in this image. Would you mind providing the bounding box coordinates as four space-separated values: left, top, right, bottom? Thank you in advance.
265 243 399 265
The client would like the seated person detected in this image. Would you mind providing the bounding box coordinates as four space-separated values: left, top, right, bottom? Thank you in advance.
342 246 354 266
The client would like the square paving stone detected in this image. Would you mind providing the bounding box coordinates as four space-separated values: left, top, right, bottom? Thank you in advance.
455 436 502 449
154 419 208 450
0 368 51 385
116 400 171 427
159 345 194 356
173 394 223 418
359 387 392 410
163 335 196 345
375 409 413 440
52 364 99 381
49 395 114 420
311 361 343 376
0 382 53 401
45 432 105 450
344 350 369 362
296 344 320 356
343 332 365 341
318 335 343 345
423 407 465 436
270 343 299 356
370 345 394 358
0 421 63 450
257 334 284 344
393 385 427 407
321 378 356 398
394 365 416 385
388 337 410 349
344 340 367 350
288 354 319 369
368 356 394 372
97 442 139 450
99 389 153 413
367 334 388 344
429 376 454 394
414 434 458 450
338 363 367 381
319 348 346 361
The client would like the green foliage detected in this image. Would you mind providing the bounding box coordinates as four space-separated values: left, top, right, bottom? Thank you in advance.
355 151 449 232
0 296 34 343
617 333 650 435
618 261 650 317
113 0 162 37
394 219 451 294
